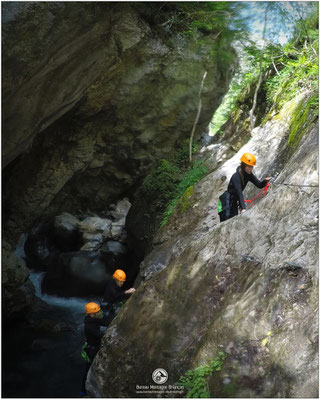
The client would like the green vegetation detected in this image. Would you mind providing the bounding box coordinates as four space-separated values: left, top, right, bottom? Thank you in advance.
265 51 318 108
264 18 318 110
140 160 181 210
135 2 244 77
178 352 227 398
210 70 258 135
287 93 318 152
142 2 246 37
139 141 208 227
139 4 318 223
264 8 318 150
161 160 208 226
210 3 318 136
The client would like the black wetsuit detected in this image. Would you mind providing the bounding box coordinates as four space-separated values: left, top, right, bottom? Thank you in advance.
227 166 268 219
82 314 112 393
102 278 128 308
84 315 111 358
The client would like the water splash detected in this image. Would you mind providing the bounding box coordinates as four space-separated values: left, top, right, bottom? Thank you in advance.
15 233 100 327
15 233 27 258
29 271 100 325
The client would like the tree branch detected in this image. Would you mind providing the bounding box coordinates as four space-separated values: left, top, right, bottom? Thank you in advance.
189 71 207 164
249 5 269 132
271 56 280 75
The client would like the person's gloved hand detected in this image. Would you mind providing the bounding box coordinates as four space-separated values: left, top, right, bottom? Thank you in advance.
125 288 136 294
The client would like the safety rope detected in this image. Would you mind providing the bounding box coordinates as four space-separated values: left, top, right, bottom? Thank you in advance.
244 179 318 207
244 182 270 207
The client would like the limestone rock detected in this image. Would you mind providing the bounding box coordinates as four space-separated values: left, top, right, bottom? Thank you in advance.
100 241 127 256
2 241 35 319
87 96 318 398
54 212 79 232
109 198 132 221
24 223 58 270
79 217 112 250
103 217 127 243
53 213 81 251
80 237 103 251
2 3 235 245
99 241 128 270
78 217 112 234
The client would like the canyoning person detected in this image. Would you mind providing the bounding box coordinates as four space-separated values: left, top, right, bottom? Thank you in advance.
101 269 135 317
218 153 271 222
81 302 113 396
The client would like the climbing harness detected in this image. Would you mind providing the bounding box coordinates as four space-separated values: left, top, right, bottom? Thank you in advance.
244 182 270 207
219 177 317 222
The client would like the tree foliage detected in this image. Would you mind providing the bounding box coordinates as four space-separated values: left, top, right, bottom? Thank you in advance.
151 2 247 38
210 2 318 135
264 3 318 109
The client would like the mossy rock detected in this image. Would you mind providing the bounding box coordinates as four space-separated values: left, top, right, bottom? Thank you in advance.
177 185 195 214
288 92 318 153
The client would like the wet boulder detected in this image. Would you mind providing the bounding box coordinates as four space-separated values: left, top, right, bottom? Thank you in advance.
24 223 58 271
52 213 81 252
109 198 132 221
99 241 128 271
2 240 35 320
41 251 110 297
103 217 127 243
78 216 112 251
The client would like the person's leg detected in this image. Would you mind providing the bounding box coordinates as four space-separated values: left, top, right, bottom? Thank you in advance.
228 201 239 220
81 362 91 395
219 211 227 222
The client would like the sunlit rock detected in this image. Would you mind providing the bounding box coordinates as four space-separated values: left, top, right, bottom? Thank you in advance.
87 94 318 398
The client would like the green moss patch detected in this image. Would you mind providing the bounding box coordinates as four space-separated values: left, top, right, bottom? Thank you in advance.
288 92 318 153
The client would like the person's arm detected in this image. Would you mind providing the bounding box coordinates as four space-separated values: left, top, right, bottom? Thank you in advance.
248 173 270 188
114 287 130 301
104 280 127 303
232 173 246 210
124 288 136 295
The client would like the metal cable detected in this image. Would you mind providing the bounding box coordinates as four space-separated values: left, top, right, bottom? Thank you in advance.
272 182 318 188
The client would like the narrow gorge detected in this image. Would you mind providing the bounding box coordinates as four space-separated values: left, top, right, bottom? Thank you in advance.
2 2 318 398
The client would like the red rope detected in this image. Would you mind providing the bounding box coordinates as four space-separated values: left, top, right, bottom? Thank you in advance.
244 182 270 207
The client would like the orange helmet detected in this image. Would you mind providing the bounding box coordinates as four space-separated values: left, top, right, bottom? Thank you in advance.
240 153 256 166
85 302 100 314
113 269 126 282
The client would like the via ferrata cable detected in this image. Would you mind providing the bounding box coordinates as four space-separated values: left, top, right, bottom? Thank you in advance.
272 182 318 188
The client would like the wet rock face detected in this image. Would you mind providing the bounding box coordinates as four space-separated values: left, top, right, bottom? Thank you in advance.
87 95 318 397
2 240 35 320
22 200 133 298
2 3 235 245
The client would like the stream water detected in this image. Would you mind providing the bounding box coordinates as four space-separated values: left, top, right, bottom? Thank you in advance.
3 271 93 398
3 236 100 398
